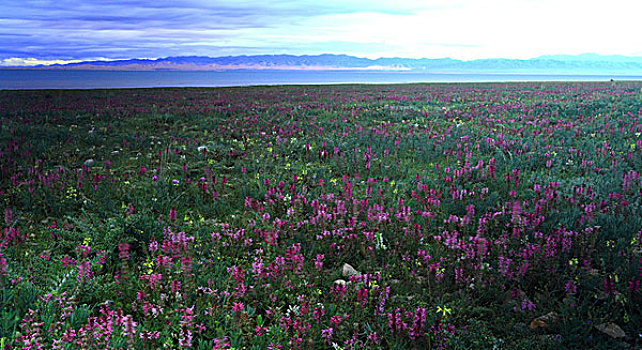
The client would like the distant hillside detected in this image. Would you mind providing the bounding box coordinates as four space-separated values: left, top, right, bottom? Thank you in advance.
18 54 642 74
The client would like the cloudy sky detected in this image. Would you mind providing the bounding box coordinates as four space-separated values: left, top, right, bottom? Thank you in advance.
1 0 641 66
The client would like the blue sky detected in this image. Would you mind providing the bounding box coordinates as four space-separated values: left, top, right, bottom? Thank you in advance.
1 0 641 66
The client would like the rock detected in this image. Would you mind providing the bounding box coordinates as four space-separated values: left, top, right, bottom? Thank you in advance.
341 263 360 277
529 312 558 330
197 145 208 152
84 159 95 167
595 322 626 338
333 279 347 286
389 279 401 285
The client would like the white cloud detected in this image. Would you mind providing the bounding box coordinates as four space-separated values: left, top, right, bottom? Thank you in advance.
0 58 84 66
1 0 642 60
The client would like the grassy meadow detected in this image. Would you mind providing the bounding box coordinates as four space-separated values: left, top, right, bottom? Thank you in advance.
1 82 642 349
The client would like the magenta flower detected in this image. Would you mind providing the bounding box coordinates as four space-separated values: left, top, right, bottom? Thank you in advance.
232 302 244 313
118 242 130 260
169 207 177 223
321 327 333 344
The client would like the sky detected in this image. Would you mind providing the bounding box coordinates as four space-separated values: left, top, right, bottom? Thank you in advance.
1 0 642 66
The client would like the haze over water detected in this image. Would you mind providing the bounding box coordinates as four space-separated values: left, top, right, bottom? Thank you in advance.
2 70 640 90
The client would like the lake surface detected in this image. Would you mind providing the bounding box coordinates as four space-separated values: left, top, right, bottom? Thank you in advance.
2 69 642 90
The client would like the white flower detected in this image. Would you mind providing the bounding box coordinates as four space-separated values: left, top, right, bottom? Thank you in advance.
286 305 300 317
375 232 387 250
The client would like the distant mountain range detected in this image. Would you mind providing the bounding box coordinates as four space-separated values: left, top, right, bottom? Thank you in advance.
13 54 642 75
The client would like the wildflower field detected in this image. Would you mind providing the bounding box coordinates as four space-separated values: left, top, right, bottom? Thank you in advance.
1 82 642 349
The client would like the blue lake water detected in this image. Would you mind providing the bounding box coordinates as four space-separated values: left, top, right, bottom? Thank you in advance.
1 69 642 90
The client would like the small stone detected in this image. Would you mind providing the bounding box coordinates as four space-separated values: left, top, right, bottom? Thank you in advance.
84 159 95 167
595 322 626 338
341 263 360 277
530 312 558 330
197 145 208 152
333 279 347 286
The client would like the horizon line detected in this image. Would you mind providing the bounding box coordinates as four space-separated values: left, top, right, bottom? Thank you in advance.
3 52 642 68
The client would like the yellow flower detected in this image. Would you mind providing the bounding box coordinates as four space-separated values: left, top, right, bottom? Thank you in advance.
437 305 452 318
65 186 78 199
143 257 154 274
